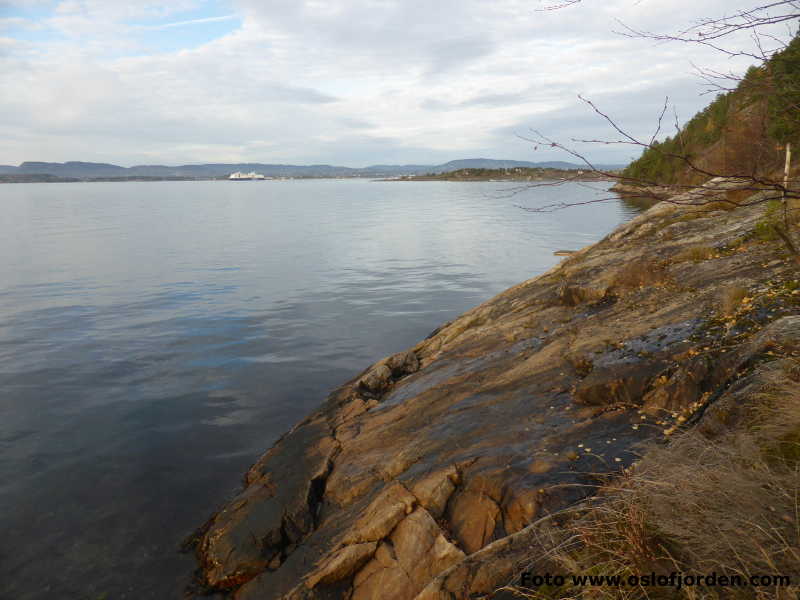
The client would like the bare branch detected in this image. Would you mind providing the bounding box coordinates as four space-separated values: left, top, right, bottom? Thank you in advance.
522 1 800 256
649 97 670 147
547 1 799 61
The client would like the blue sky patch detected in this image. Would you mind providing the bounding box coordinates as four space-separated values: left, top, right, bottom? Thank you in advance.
1 0 241 54
127 1 240 53
133 15 241 54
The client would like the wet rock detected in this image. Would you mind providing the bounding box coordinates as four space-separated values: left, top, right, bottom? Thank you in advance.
199 416 338 589
572 359 664 406
741 315 800 357
641 358 709 415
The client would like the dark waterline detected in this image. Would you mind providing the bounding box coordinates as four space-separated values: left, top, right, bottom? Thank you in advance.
0 179 641 598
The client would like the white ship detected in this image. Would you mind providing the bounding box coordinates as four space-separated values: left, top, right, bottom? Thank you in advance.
229 171 267 180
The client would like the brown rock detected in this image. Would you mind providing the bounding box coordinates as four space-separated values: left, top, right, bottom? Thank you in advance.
501 488 540 535
410 466 460 518
199 417 338 589
358 363 393 396
387 350 420 377
447 490 501 554
305 542 378 588
352 508 465 600
413 520 556 600
391 508 465 581
573 360 663 406
352 543 415 600
642 361 708 415
343 483 417 544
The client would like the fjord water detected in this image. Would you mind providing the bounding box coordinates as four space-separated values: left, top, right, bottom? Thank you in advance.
0 179 639 598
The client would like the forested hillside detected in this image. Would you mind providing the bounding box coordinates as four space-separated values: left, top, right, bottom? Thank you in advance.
623 34 800 186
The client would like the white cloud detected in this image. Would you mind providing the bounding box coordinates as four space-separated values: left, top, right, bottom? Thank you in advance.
0 16 33 30
0 0 795 166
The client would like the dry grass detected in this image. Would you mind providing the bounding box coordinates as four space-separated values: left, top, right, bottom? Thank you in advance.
674 245 717 263
507 361 800 600
612 259 668 291
697 200 736 212
723 188 757 208
566 354 594 378
719 284 750 316
555 283 607 307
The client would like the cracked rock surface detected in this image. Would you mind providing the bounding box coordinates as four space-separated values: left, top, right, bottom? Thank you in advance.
192 179 800 599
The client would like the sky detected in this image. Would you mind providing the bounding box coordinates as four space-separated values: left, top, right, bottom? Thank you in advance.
0 0 795 167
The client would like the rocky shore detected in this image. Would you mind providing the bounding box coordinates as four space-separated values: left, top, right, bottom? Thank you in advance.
190 178 800 599
608 181 675 201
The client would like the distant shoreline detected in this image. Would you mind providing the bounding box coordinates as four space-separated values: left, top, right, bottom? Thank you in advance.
1 166 620 184
381 167 616 182
0 159 628 183
0 175 372 184
1 173 617 184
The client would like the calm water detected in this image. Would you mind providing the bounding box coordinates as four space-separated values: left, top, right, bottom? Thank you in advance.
0 179 638 599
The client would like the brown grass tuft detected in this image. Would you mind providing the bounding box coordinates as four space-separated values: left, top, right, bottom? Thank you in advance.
719 284 749 315
612 259 668 291
506 361 800 600
566 354 594 378
723 188 756 208
674 245 716 263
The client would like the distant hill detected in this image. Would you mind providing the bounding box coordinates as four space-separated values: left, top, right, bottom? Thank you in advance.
6 158 626 180
17 161 129 177
435 159 587 171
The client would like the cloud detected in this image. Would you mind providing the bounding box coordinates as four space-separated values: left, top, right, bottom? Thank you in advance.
459 92 533 109
0 17 32 30
425 35 496 76
0 0 792 165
